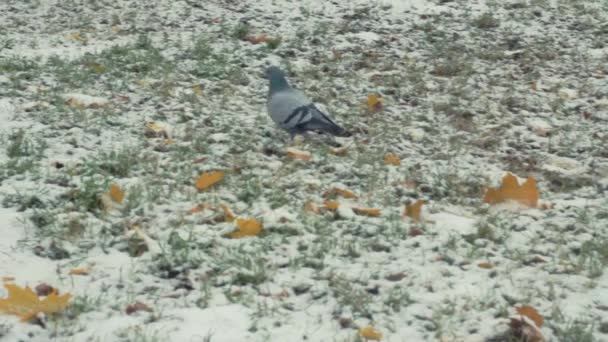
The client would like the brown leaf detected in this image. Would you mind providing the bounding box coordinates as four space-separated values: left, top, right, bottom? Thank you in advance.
125 301 153 315
323 187 357 199
323 201 341 210
195 171 224 191
509 315 545 342
483 173 539 208
403 200 425 221
516 305 544 328
477 262 493 269
286 147 312 161
246 34 269 44
68 267 90 276
304 201 320 214
353 207 381 217
329 146 348 156
220 204 236 222
384 153 401 166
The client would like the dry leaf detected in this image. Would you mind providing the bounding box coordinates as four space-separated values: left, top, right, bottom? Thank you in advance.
330 146 348 156
509 315 545 342
70 32 86 42
220 204 236 222
286 147 312 161
353 207 381 217
230 218 263 239
108 184 124 204
195 171 224 191
192 85 204 96
324 201 341 210
246 34 269 44
68 267 90 276
483 173 539 208
367 94 383 112
125 301 153 315
403 200 425 221
359 326 383 340
0 283 71 321
477 262 493 269
516 305 544 328
304 201 320 214
384 153 401 166
323 187 357 199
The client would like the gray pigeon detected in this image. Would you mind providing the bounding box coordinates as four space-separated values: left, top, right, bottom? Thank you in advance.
266 66 350 138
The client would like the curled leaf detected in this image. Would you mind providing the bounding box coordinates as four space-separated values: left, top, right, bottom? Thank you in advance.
516 305 544 328
195 171 224 191
353 207 381 217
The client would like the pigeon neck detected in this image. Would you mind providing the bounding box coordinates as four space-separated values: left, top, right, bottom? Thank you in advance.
269 74 290 95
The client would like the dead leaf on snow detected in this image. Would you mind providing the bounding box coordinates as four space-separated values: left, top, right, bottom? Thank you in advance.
483 173 539 208
230 218 263 239
286 147 312 161
195 171 224 191
0 283 71 321
403 200 425 221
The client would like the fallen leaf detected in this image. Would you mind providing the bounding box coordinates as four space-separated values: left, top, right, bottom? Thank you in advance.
125 301 153 315
509 315 545 342
353 207 381 217
68 267 90 276
220 204 236 222
408 227 424 236
477 262 493 269
403 200 425 221
195 171 224 191
0 283 71 321
230 218 263 239
367 94 383 113
70 32 86 42
192 85 204 96
144 122 169 139
304 201 320 214
359 326 383 340
330 145 348 156
246 34 269 44
108 184 124 204
324 201 341 210
34 284 55 297
516 305 544 328
384 153 401 166
86 62 106 73
323 187 357 199
286 147 312 161
483 173 539 208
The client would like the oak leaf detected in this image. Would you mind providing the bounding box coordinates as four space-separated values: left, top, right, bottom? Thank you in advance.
195 171 224 191
0 283 71 321
483 173 539 208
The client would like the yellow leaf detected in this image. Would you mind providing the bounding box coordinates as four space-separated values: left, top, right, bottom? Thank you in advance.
70 32 86 42
367 94 382 112
403 200 425 221
230 218 263 239
286 147 312 161
353 207 381 217
516 305 544 328
108 184 124 204
68 267 90 276
146 122 165 133
192 85 204 96
359 326 383 340
195 171 224 191
86 62 106 73
483 173 539 208
324 201 341 210
384 152 400 166
220 204 236 222
0 283 71 321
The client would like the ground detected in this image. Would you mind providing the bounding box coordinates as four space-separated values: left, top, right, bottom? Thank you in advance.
0 0 607 341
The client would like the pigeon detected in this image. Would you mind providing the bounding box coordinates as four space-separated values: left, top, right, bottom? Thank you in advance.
265 66 350 138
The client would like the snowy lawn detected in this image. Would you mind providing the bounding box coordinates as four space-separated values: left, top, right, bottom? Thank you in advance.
1 0 607 341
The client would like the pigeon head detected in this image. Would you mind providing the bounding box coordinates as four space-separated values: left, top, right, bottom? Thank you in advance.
266 66 290 95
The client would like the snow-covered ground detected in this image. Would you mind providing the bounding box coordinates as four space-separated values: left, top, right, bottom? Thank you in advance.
1 0 607 341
